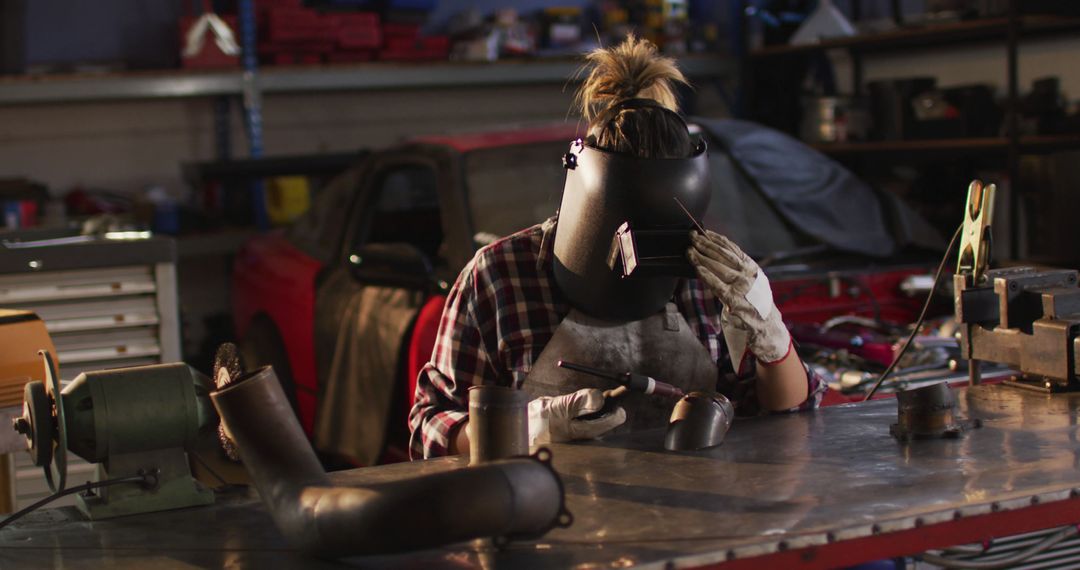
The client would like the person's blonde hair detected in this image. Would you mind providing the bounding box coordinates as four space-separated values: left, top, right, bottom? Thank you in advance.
575 35 691 158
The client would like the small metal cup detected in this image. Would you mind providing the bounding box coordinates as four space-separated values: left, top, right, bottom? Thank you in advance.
468 385 529 464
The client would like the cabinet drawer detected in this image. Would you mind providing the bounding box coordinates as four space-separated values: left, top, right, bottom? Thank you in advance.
0 266 155 304
33 297 160 334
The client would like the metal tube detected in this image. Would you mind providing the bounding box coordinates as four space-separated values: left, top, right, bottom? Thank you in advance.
467 385 529 464
664 391 734 451
211 367 569 558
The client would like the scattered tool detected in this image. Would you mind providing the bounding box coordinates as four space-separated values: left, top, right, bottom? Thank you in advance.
557 360 686 398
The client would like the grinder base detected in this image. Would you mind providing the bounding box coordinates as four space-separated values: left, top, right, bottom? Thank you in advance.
76 448 214 520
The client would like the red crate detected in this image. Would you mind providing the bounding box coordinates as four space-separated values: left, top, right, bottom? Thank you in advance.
270 52 324 65
259 40 335 53
265 8 335 43
422 35 449 50
384 35 448 51
338 12 379 28
339 27 381 49
378 47 448 61
325 50 376 63
382 23 420 38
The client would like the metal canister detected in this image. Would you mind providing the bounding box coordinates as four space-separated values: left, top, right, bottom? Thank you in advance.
800 96 871 143
890 381 979 441
468 385 529 464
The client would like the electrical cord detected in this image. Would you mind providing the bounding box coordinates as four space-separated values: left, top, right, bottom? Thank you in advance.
919 525 1079 569
863 224 963 401
0 471 156 531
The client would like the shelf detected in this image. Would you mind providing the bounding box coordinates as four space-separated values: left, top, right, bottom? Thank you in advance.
176 228 259 258
0 55 734 106
810 135 1080 157
182 151 365 187
751 15 1080 58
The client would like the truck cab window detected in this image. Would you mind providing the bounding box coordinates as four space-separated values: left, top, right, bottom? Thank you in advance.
361 166 443 261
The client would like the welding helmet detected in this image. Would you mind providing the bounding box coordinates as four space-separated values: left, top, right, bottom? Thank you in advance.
553 104 710 321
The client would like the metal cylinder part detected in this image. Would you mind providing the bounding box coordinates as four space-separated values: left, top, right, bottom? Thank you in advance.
664 391 734 451
211 366 570 558
890 381 976 441
468 385 529 465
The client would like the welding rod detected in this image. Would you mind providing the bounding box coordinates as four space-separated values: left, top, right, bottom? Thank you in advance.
557 360 685 398
674 197 706 234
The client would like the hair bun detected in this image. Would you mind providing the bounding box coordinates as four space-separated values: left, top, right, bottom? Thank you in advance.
576 35 688 125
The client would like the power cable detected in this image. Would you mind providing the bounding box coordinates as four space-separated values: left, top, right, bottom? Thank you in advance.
0 471 155 531
864 224 963 401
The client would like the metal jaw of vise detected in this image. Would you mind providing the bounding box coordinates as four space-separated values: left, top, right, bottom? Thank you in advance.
12 352 216 519
953 180 1080 392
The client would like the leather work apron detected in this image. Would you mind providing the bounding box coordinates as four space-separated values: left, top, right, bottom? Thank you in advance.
524 303 719 431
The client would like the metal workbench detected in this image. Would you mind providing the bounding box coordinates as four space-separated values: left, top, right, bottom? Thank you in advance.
3 383 1080 569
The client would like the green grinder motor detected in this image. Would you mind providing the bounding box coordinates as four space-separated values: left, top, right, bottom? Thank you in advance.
12 351 217 520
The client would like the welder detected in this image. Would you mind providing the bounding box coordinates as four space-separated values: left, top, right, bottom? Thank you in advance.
409 35 825 459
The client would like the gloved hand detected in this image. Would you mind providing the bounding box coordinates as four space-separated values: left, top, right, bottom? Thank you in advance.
527 388 626 446
688 230 792 367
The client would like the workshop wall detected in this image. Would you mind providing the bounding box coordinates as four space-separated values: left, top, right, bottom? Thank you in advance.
0 86 576 198
0 82 729 200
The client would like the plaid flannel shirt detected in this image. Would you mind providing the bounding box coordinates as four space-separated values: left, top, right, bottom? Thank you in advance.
408 217 827 459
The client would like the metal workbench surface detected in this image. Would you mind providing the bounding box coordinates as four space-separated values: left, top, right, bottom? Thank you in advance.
3 383 1080 569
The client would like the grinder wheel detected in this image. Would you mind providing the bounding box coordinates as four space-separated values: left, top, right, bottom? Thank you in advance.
213 342 243 390
18 380 54 468
40 350 67 493
213 342 244 461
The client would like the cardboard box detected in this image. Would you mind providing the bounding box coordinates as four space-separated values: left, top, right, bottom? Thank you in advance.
0 310 55 408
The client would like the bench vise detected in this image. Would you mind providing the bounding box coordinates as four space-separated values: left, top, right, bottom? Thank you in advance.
954 181 1080 392
956 267 1080 391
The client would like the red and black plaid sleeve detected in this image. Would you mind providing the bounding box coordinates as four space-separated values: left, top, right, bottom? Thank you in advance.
408 222 565 459
408 253 495 459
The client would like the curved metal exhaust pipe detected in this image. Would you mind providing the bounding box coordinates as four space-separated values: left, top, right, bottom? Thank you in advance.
211 366 571 558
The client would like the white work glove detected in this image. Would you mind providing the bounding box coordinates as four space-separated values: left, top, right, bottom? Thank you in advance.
527 388 627 446
688 230 792 368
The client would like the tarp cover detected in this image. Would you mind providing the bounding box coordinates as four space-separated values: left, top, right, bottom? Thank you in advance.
696 118 943 258
313 267 423 465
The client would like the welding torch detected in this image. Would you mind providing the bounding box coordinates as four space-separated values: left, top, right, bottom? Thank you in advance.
557 361 686 398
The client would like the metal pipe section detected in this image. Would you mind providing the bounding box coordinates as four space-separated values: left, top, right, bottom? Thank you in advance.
211 367 570 558
664 391 734 451
467 385 529 465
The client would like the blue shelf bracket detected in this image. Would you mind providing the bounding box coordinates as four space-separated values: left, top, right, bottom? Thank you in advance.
239 0 268 230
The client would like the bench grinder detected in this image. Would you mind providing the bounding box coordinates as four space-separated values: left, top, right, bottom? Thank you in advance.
11 351 216 519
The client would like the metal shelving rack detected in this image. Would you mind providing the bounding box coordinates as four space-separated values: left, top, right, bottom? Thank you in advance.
0 14 732 230
743 1 1080 259
0 0 733 122
0 56 734 106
